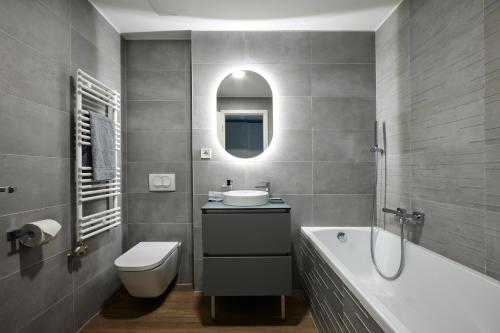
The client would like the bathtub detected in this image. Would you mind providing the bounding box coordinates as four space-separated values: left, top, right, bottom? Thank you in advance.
300 227 500 333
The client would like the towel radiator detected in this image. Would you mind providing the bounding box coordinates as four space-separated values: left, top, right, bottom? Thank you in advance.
74 69 121 249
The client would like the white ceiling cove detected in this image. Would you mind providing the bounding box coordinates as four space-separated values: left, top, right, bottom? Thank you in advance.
89 0 402 34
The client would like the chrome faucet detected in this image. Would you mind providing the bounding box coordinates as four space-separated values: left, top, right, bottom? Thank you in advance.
382 207 424 225
255 181 272 198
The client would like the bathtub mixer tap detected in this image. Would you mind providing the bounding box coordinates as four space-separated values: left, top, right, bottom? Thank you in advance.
382 207 424 225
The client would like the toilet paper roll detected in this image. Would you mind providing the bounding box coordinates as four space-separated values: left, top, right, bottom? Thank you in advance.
19 219 62 247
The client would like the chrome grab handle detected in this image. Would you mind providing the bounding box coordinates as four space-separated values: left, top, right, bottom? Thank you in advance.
0 186 16 194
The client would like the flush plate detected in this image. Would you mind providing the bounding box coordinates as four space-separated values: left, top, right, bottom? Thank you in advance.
149 174 175 192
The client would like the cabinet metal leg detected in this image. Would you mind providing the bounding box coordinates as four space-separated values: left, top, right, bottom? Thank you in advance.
211 296 216 321
281 295 285 320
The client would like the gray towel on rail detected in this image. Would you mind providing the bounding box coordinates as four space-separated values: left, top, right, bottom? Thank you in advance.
89 111 116 181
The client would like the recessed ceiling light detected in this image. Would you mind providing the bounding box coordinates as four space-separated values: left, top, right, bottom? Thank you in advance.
232 70 246 79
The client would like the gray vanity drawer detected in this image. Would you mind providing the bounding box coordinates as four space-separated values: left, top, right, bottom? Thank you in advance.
203 256 292 296
202 213 291 255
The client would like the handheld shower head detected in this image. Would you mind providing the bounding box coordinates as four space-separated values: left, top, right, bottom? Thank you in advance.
371 121 384 154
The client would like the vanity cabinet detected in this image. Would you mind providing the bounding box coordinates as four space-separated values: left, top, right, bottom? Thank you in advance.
201 202 292 319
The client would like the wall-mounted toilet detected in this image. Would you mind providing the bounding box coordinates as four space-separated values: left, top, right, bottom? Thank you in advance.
114 242 181 298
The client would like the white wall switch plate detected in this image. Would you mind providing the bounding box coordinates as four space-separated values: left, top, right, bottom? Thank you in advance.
149 174 176 192
201 147 212 159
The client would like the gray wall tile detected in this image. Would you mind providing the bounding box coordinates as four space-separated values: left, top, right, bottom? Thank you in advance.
0 93 70 157
376 0 500 280
192 31 244 64
191 31 376 290
193 161 246 194
125 39 192 284
246 162 313 195
70 0 120 59
127 223 189 248
126 40 186 71
127 70 186 101
311 32 375 64
275 97 312 130
128 192 189 223
313 130 373 162
74 266 121 329
127 101 186 131
313 195 373 226
0 155 71 216
312 64 375 97
244 31 311 64
0 253 73 333
0 32 69 111
313 162 374 194
17 294 74 333
0 1 125 331
312 97 375 130
0 0 70 64
127 131 188 162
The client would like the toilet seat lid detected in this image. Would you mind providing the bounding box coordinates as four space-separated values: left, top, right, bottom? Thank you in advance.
114 242 179 272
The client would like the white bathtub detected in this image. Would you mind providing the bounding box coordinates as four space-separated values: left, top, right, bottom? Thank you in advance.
301 227 500 333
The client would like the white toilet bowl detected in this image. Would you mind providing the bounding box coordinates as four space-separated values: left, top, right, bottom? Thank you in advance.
114 241 181 298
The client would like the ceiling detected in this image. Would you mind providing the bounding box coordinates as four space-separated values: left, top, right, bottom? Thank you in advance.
89 0 402 34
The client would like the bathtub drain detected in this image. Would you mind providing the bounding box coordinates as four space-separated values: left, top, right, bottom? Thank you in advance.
337 232 347 242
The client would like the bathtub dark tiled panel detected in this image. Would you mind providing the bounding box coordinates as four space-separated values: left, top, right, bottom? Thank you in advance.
376 0 500 280
300 234 384 333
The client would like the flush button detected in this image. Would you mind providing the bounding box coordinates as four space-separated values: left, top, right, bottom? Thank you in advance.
149 174 175 192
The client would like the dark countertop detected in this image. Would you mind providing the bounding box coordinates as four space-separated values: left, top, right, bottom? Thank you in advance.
201 201 290 210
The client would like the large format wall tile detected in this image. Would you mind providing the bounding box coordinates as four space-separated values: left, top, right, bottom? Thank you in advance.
0 0 70 64
312 97 375 130
311 32 375 64
0 93 70 158
126 40 187 71
127 70 186 101
0 155 71 216
125 39 192 283
313 162 374 194
313 194 373 226
0 1 125 331
128 192 189 223
0 253 73 333
192 31 245 64
312 64 375 97
191 31 376 289
244 31 311 64
127 101 186 131
17 294 74 333
375 0 500 281
127 131 188 162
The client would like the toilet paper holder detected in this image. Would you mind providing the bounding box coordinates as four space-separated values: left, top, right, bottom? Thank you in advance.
7 219 61 247
7 229 34 242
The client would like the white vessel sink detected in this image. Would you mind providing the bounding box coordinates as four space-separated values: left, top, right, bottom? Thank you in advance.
223 190 269 207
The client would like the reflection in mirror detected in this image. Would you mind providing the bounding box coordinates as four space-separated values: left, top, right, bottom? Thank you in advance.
217 70 273 158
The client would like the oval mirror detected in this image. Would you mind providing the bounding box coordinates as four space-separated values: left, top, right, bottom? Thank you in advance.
217 70 273 158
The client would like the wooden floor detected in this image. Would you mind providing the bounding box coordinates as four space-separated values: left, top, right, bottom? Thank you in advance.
81 285 318 333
